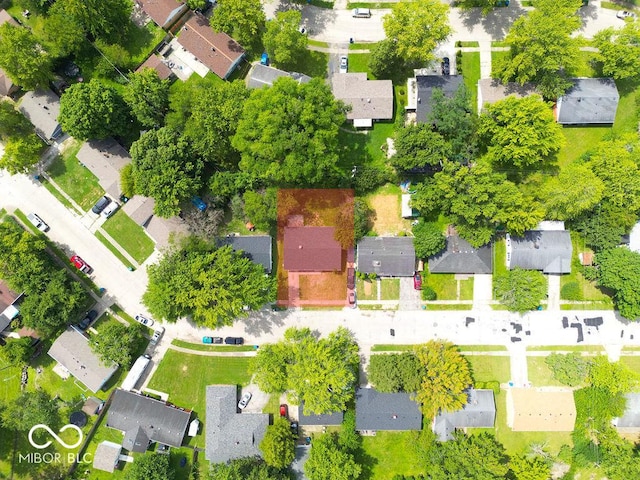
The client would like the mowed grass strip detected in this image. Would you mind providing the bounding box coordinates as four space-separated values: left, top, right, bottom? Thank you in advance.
171 339 257 352
102 209 155 264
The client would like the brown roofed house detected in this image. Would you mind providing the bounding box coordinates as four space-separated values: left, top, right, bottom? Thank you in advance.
136 54 174 81
177 13 245 79
0 9 19 27
284 226 342 272
331 73 393 128
136 0 189 30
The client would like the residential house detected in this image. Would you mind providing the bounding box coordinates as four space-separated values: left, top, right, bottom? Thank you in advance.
356 237 416 277
406 75 463 124
123 195 188 249
476 78 538 113
556 78 619 125
77 139 131 199
176 13 245 79
432 389 496 441
205 385 269 463
355 388 422 432
246 63 311 89
298 402 343 426
508 388 576 431
506 230 572 274
217 235 273 273
0 10 19 97
136 0 189 30
136 54 175 81
18 89 63 143
0 280 21 334
92 441 122 473
331 73 393 128
613 393 640 433
284 226 342 272
106 389 191 452
47 328 118 393
428 235 492 274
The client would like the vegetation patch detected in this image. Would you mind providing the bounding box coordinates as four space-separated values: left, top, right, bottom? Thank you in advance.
171 339 257 352
460 52 481 113
95 230 135 269
102 209 155 264
380 279 400 300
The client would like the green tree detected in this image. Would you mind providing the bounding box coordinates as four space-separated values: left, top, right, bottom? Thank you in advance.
383 0 451 64
0 337 33 366
90 321 146 367
260 416 296 468
124 68 170 128
545 353 590 387
478 95 564 168
0 24 53 90
263 10 308 69
427 433 509 479
494 267 547 312
233 77 346 186
572 209 627 252
210 0 265 46
367 353 425 393
390 125 450 172
541 164 604 221
596 247 640 321
55 0 133 41
208 457 288 479
338 410 360 452
144 242 275 327
599 426 640 480
130 128 203 217
250 342 289 393
354 199 373 242
0 134 43 174
38 2 85 58
124 453 174 480
412 221 445 259
510 455 550 480
368 39 404 80
305 433 362 480
187 0 207 9
243 188 277 231
588 355 639 395
495 0 582 98
59 80 132 140
593 20 640 80
1 390 58 432
414 341 472 417
457 0 496 14
0 100 31 140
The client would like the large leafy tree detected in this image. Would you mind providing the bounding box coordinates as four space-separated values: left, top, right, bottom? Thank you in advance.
90 321 146 367
55 0 133 41
478 95 564 169
233 77 346 186
541 164 604 221
0 100 32 140
354 199 373 242
251 327 360 415
263 10 308 69
509 454 551 480
38 1 86 58
545 353 590 387
144 241 275 327
130 128 203 217
260 416 296 468
368 39 403 80
495 0 582 98
367 353 425 393
243 188 277 232
383 0 451 64
597 247 640 321
59 80 132 140
1 390 59 433
210 0 265 46
414 341 472 417
390 125 450 172
0 24 53 90
0 134 44 175
412 221 445 259
494 267 547 313
427 433 509 479
208 458 289 480
305 433 362 480
0 337 33 366
124 69 170 128
124 453 174 480
588 355 639 395
593 20 640 80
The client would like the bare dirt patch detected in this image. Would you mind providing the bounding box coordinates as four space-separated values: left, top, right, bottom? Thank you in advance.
368 194 411 236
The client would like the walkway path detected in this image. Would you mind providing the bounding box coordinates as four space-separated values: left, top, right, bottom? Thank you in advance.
478 40 492 79
472 274 493 310
547 275 561 311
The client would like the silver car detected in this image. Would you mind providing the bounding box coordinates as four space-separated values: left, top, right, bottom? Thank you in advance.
339 56 348 74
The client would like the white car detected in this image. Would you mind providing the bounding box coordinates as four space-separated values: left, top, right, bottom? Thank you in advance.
150 326 164 346
617 10 636 19
238 392 252 410
135 314 154 327
27 213 49 232
101 201 120 218
339 56 348 74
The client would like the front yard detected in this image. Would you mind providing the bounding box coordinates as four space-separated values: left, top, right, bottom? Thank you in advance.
102 209 155 264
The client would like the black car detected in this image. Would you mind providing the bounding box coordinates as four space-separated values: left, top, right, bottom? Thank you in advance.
78 310 98 330
225 336 244 345
290 421 299 436
92 196 111 214
441 57 450 75
212 337 223 344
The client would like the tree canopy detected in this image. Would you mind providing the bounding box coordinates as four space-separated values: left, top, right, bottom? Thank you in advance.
588 355 639 395
593 20 640 80
263 10 308 69
124 68 170 128
55 0 133 41
0 24 53 90
233 77 346 186
545 353 590 387
260 416 296 468
305 433 362 480
243 188 277 232
124 453 174 480
494 267 547 312
0 133 43 175
0 337 33 366
390 125 450 172
210 0 265 46
541 164 604 221
412 221 446 259
1 390 59 433
90 321 146 367
367 353 425 393
596 247 640 320
208 458 288 480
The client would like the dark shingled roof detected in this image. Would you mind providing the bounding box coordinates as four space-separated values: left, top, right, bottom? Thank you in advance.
615 393 640 430
432 389 496 441
508 230 572 274
18 89 63 142
284 227 342 272
217 235 272 273
298 402 344 426
357 237 415 277
428 236 492 274
106 390 190 452
415 75 463 124
205 385 269 463
557 78 619 125
355 388 422 431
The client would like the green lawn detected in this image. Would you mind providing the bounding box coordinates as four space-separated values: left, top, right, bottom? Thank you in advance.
424 272 457 300
567 51 600 78
121 20 166 66
459 277 474 301
95 230 135 269
47 140 104 211
457 41 480 47
347 53 372 77
620 356 640 374
527 345 604 352
466 355 511 383
613 77 640 134
102 209 155 264
356 431 425 480
308 39 329 48
556 126 610 168
493 237 507 278
356 277 378 300
425 303 472 310
460 52 481 113
380 279 400 300
527 356 563 386
171 339 258 352
291 50 328 78
147 351 252 448
349 42 375 50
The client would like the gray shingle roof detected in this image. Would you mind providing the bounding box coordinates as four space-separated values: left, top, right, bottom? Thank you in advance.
557 78 619 125
428 236 492 274
246 64 311 89
355 388 422 431
47 328 118 393
357 237 415 277
508 230 572 274
77 139 131 198
205 385 269 463
18 89 63 141
616 393 640 429
432 389 496 441
477 78 538 112
331 73 393 122
298 402 343 426
106 389 191 452
415 75 463 124
92 441 121 473
217 235 272 273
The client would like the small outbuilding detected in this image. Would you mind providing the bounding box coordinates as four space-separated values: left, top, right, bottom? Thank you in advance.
93 441 122 473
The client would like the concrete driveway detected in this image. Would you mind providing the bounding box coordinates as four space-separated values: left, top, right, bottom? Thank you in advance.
399 277 421 310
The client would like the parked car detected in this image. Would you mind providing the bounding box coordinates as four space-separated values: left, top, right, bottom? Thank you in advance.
238 392 252 410
339 56 348 74
290 421 299 436
202 336 214 344
352 8 371 17
191 196 207 212
441 57 450 75
78 310 98 330
280 404 288 417
348 291 356 307
260 53 269 66
413 272 422 290
617 10 636 19
225 336 244 345
101 201 119 218
92 195 111 214
27 213 49 232
150 326 165 346
135 314 154 327
70 254 92 274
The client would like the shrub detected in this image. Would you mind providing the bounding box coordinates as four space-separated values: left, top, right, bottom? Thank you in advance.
582 266 598 281
545 353 589 386
422 286 437 301
353 165 390 194
561 281 583 301
476 380 500 395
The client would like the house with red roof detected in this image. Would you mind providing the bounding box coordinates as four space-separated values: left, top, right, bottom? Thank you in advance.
283 227 342 272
